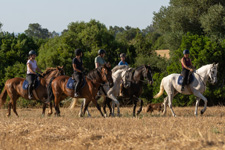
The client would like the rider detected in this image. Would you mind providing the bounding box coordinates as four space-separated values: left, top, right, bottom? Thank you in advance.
26 50 42 99
180 49 194 91
95 49 106 68
95 49 106 96
118 53 128 66
118 53 128 96
72 48 84 97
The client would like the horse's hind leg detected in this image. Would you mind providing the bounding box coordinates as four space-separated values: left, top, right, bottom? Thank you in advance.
168 94 176 117
7 102 12 117
12 98 19 117
162 97 168 115
54 97 61 116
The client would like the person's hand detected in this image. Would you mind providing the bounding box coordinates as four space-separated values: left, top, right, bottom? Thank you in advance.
190 69 193 72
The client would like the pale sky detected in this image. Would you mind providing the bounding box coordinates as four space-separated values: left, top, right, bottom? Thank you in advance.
0 0 170 33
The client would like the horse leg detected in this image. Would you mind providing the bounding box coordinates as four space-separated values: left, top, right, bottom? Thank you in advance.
48 102 53 116
81 98 91 117
137 97 143 116
106 98 112 117
194 98 200 116
42 103 47 116
103 97 107 117
79 100 84 117
7 102 12 117
12 98 19 117
162 97 168 115
193 92 208 115
81 99 91 117
91 98 104 117
168 94 176 117
54 98 61 116
109 95 120 117
133 98 137 117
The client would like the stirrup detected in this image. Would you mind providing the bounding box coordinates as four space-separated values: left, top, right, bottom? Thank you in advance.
74 93 79 97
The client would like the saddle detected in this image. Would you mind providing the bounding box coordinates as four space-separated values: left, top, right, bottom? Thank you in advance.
22 77 40 90
178 73 194 86
66 77 86 90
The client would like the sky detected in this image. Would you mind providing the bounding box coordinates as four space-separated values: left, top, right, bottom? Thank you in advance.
0 0 170 33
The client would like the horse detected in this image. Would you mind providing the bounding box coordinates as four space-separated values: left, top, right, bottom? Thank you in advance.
116 65 153 117
0 66 64 117
71 65 130 117
47 63 114 117
154 63 218 117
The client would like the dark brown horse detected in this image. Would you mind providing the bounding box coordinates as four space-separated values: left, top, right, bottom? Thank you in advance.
0 66 64 117
47 64 113 117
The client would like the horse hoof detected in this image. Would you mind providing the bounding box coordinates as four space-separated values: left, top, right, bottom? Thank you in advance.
200 110 204 115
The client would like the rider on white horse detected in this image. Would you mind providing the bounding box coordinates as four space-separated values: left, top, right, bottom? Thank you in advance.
181 49 194 91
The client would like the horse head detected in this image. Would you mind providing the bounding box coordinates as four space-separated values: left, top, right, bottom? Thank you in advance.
42 66 65 84
144 65 153 85
101 63 114 88
208 63 218 85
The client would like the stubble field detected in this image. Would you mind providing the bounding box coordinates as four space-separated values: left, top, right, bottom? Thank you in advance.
0 106 225 150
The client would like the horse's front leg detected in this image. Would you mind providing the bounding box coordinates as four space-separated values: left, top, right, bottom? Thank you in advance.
42 103 47 116
137 97 143 115
132 97 137 117
194 98 200 116
194 92 208 115
91 97 104 117
81 99 91 117
48 102 53 116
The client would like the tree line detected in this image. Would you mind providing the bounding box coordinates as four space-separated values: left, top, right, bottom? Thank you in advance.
0 0 225 107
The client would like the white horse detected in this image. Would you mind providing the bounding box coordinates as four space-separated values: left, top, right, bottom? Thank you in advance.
154 63 218 117
69 65 130 117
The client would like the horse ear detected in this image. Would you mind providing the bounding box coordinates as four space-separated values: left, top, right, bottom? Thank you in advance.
216 63 219 67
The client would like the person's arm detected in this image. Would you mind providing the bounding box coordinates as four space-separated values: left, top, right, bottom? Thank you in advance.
95 57 99 68
181 58 193 72
27 63 36 74
72 64 82 73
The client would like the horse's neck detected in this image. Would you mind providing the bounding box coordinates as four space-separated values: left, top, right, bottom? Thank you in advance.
133 70 142 81
44 71 58 84
196 65 211 83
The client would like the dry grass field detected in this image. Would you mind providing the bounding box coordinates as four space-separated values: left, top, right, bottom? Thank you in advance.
0 106 225 150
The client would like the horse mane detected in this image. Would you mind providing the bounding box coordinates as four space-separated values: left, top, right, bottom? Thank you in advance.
42 67 57 77
86 67 101 80
112 65 129 73
135 65 145 71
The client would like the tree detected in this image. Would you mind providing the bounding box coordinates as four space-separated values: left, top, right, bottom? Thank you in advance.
0 22 2 32
25 23 51 39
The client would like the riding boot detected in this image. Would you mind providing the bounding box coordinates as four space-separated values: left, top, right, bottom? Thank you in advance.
74 82 80 97
119 83 124 97
28 84 33 99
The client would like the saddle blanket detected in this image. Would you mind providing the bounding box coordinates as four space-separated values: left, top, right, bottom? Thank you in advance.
177 74 194 85
22 79 40 90
66 77 86 90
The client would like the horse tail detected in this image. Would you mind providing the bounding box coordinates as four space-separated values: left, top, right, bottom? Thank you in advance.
153 78 164 99
47 77 55 103
69 98 78 109
0 87 8 108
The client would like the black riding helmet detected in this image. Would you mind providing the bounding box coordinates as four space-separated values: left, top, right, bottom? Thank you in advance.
28 50 36 56
75 48 82 56
98 49 106 55
120 53 126 57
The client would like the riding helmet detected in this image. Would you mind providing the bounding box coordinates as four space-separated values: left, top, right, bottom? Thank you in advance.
183 49 190 55
28 50 36 55
120 53 126 57
75 48 82 56
98 49 106 55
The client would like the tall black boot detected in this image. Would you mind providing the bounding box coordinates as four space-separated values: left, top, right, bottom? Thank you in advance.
74 82 79 97
28 84 33 99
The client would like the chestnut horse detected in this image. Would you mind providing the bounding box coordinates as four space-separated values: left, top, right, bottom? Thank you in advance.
0 66 64 117
47 64 113 117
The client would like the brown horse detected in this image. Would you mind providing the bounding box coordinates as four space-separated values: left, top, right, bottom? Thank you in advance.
0 66 64 117
47 64 113 117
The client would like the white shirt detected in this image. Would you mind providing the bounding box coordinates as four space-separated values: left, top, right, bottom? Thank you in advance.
27 59 37 74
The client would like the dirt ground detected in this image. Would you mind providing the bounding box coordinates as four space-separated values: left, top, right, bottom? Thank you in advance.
0 106 225 150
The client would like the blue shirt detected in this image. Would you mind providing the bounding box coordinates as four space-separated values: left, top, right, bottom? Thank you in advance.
118 61 128 66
